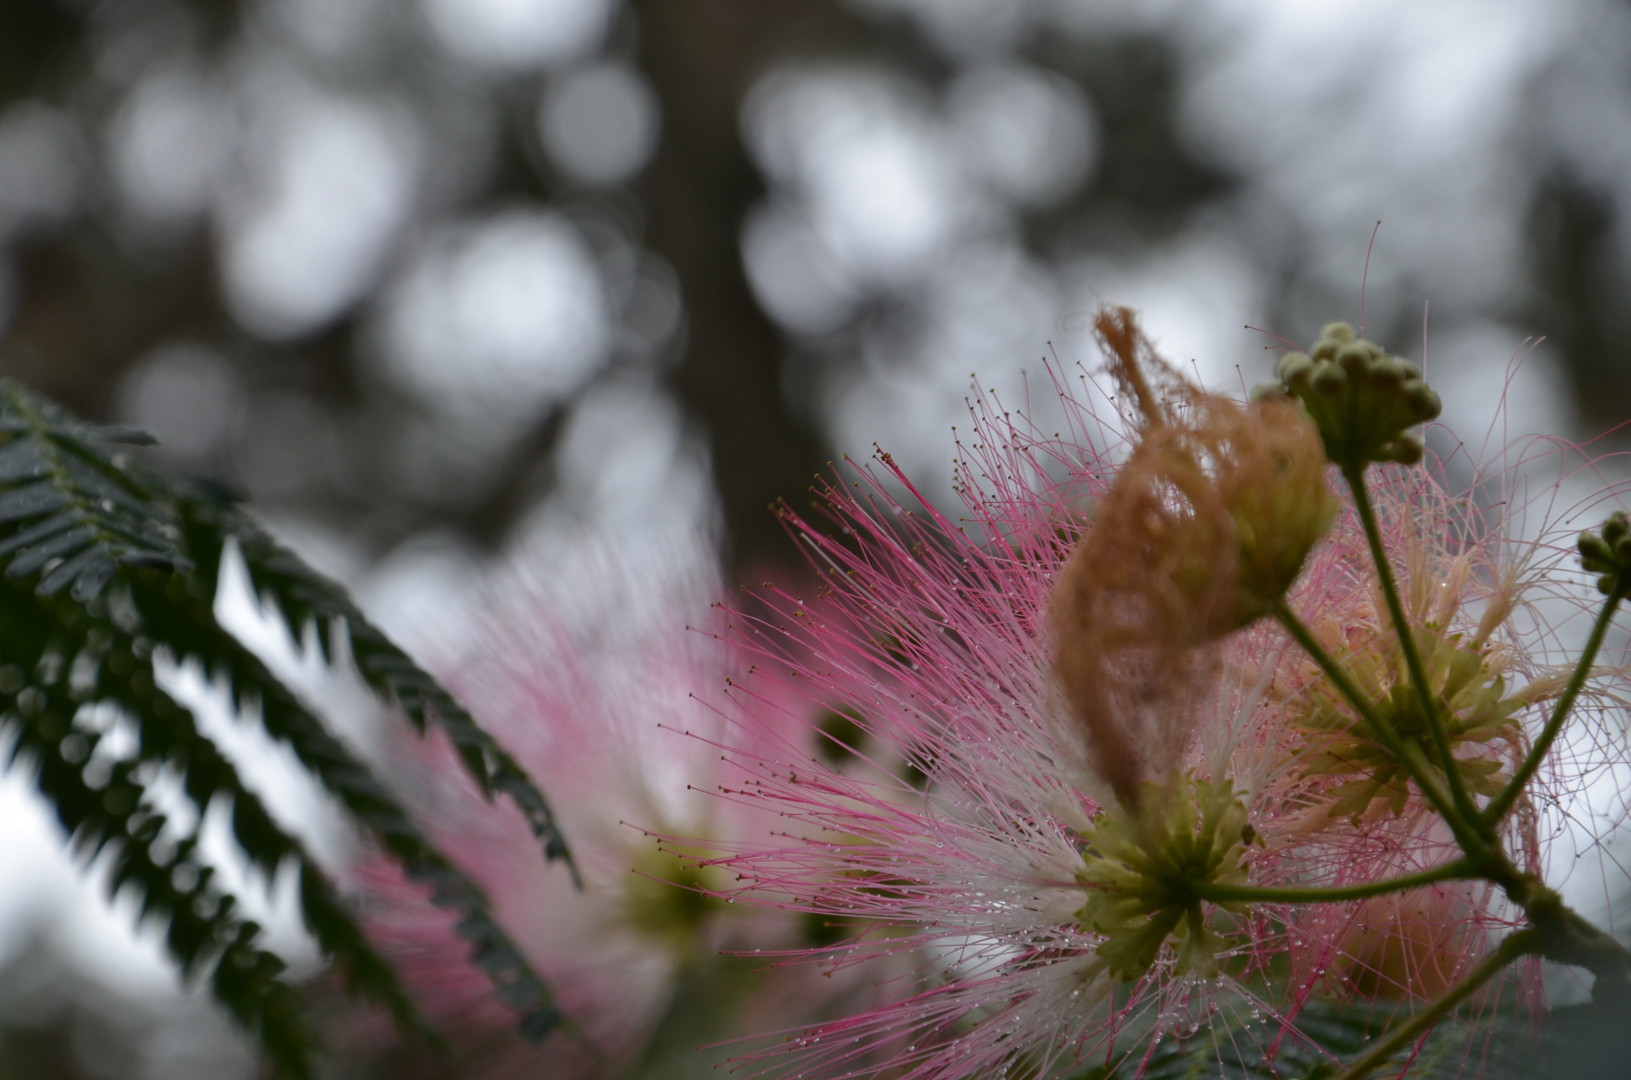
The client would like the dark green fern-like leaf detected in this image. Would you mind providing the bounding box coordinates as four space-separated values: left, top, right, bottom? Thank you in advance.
0 384 188 600
0 585 314 1079
92 598 437 1050
0 380 573 1074
175 490 574 870
128 572 565 1043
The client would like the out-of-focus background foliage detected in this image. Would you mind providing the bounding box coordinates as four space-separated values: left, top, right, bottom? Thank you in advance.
2 0 1631 1075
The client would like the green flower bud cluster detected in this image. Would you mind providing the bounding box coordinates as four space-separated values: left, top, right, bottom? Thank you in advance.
1578 511 1631 597
1263 321 1441 469
1075 776 1254 982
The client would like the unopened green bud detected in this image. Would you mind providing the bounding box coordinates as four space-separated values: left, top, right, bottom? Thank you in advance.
1274 321 1442 471
1320 320 1356 346
1578 511 1631 596
1336 341 1375 373
1604 512 1629 547
1311 364 1347 394
1369 357 1407 388
1404 382 1442 421
1579 532 1613 566
1386 431 1425 466
1277 352 1313 384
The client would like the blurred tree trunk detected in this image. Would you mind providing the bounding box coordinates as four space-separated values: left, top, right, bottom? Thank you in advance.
634 0 860 570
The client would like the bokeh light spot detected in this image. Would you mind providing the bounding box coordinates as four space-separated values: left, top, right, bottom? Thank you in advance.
421 0 612 70
539 63 660 186
108 66 223 227
219 94 419 339
947 63 1097 207
116 344 246 462
375 210 609 427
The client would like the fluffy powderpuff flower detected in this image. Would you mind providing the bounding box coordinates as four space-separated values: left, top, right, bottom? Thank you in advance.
348 535 844 1078
1256 398 1631 1024
689 378 1321 1077
684 315 1629 1079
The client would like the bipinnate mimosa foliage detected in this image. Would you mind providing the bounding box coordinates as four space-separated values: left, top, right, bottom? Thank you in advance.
0 381 573 1077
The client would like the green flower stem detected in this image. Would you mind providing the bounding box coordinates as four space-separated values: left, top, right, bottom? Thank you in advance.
1342 464 1486 833
1319 882 1629 1079
1394 737 1476 830
1518 884 1631 999
1484 588 1625 827
1331 928 1538 1080
1190 858 1475 906
1269 599 1490 860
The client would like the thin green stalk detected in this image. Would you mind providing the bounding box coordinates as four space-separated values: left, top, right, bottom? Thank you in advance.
1270 599 1487 858
1191 859 1475 905
1342 464 1485 832
1395 739 1467 825
1331 929 1536 1080
1486 590 1624 826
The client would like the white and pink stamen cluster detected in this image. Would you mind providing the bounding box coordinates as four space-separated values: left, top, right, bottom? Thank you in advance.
671 312 1631 1079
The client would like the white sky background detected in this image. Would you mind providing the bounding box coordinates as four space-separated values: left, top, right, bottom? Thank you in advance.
7 0 1631 1060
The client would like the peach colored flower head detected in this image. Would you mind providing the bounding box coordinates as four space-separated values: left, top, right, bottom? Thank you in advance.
1051 307 1336 809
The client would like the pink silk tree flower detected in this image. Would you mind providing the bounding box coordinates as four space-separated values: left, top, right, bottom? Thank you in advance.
676 312 1631 1079
349 535 842 1078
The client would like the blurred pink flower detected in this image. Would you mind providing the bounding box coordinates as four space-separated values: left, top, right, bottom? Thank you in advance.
351 536 841 1077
